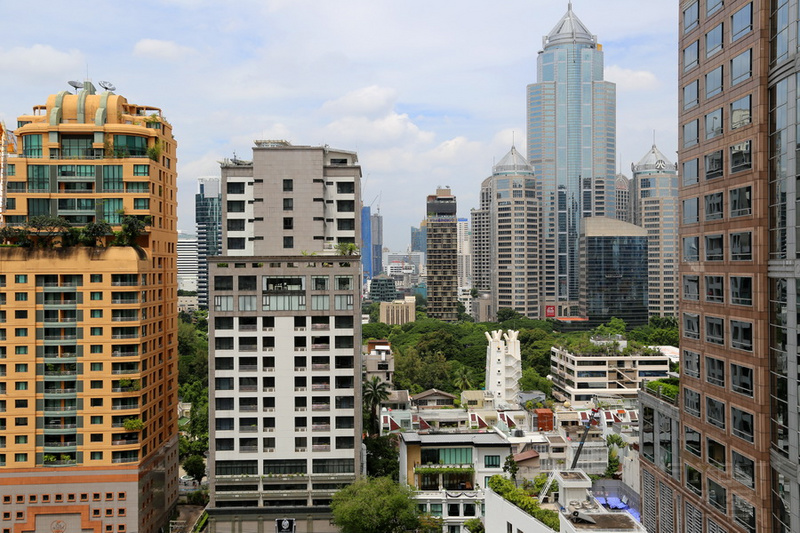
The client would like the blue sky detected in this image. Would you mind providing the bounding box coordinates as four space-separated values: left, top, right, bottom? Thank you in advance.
0 0 678 250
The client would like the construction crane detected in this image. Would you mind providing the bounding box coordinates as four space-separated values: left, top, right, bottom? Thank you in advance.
537 399 601 501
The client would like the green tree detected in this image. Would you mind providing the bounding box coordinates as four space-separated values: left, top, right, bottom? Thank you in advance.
519 368 552 396
183 454 206 482
81 220 112 246
335 242 360 256
363 377 391 435
496 308 523 323
503 454 519 486
605 447 620 478
363 322 391 339
463 518 485 533
451 365 474 391
331 477 420 533
365 434 399 480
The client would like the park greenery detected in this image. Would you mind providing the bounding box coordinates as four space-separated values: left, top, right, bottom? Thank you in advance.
363 309 678 397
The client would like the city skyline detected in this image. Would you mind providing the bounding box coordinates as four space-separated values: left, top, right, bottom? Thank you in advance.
0 0 678 250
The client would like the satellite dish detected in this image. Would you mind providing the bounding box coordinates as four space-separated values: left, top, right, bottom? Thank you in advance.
98 81 116 92
68 80 83 92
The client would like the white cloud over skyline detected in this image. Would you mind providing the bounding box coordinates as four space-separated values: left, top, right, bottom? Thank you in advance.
0 0 678 250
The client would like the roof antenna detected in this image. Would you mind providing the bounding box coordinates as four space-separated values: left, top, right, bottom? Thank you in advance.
512 131 515 148
653 129 656 147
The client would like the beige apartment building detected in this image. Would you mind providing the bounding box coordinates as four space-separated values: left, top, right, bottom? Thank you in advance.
0 82 179 533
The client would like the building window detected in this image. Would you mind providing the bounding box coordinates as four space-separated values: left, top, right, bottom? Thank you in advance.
729 186 751 217
708 478 727 513
684 388 700 416
704 275 723 303
683 120 699 147
731 3 753 41
705 356 725 387
705 234 724 261
684 350 700 378
731 49 752 85
732 407 754 442
283 236 294 249
732 451 755 488
704 193 723 221
214 296 233 311
684 426 701 457
133 165 149 176
730 320 753 351
730 232 752 260
707 438 726 471
686 465 702 496
730 276 752 306
484 455 501 468
705 150 723 180
683 237 699 261
706 66 723 98
731 364 754 396
684 40 699 71
133 198 149 210
282 179 293 192
227 200 245 213
706 23 723 57
683 159 699 186
683 198 699 224
706 397 726 429
227 219 245 231
14 293 27 302
90 309 102 318
705 316 724 345
683 313 700 340
730 141 752 173
90 292 102 301
683 275 699 301
227 238 245 250
683 80 699 110
705 109 723 140
731 95 751 129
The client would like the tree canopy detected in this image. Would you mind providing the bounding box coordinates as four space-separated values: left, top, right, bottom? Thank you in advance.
330 477 423 533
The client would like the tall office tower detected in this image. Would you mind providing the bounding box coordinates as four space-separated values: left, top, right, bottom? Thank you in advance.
456 217 471 289
196 176 222 309
410 222 427 254
207 141 362 533
425 188 458 321
615 174 632 223
578 217 648 327
370 211 383 279
527 3 616 317
0 82 178 533
640 2 771 533
470 182 491 293
177 236 199 292
472 147 540 317
361 206 373 284
631 145 679 318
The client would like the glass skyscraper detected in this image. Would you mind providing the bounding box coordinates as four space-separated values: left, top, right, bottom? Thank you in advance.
527 3 616 317
195 177 222 309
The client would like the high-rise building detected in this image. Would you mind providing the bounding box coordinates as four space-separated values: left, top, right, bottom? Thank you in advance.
472 146 539 318
177 236 199 292
456 217 471 289
615 173 632 223
196 176 222 309
527 3 616 317
425 188 458 321
361 205 373 283
578 217 648 327
641 2 772 533
207 141 362 533
631 145 679 318
371 211 383 278
410 222 427 254
0 82 178 533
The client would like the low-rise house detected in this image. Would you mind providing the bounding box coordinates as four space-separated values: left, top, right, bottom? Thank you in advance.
412 388 457 409
399 431 512 531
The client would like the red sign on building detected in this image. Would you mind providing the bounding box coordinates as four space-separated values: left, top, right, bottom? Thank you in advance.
545 305 556 318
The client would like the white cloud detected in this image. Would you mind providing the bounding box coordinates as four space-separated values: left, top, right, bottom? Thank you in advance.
133 39 195 61
321 85 397 118
0 45 83 80
605 65 660 91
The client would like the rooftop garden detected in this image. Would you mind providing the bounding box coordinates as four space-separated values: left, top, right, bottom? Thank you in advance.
0 215 149 249
488 475 559 530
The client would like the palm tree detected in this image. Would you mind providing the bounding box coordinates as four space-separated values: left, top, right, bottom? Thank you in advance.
363 376 391 435
452 366 474 391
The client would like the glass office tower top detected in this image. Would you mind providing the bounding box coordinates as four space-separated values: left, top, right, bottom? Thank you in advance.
527 3 616 316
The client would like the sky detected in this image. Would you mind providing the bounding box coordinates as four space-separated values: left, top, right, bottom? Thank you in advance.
0 0 678 251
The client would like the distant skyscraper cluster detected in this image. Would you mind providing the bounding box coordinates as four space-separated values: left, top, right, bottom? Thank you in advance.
195 176 222 309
